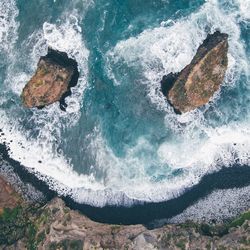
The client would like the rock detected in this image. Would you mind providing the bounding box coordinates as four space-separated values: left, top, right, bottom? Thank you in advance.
161 31 229 113
0 176 23 215
21 48 79 111
1 195 250 249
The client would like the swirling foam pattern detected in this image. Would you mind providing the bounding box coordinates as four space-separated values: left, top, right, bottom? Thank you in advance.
0 0 249 212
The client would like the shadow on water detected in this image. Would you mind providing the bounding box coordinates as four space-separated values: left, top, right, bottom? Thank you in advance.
0 143 250 226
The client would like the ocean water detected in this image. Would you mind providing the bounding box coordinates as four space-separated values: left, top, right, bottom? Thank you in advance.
0 0 249 214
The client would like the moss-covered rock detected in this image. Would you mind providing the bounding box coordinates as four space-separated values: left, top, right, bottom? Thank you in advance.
0 206 28 245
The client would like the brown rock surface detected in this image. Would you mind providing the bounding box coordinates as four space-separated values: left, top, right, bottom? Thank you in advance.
1 197 250 249
161 31 229 113
35 200 250 250
0 176 22 215
21 48 79 110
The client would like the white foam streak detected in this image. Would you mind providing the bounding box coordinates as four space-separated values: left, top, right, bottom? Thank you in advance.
0 0 19 53
237 0 250 21
158 124 250 170
0 112 105 192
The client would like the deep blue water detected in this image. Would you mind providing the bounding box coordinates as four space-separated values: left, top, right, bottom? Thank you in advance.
0 0 249 215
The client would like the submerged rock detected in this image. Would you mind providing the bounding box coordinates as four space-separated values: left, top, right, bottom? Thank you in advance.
161 31 229 113
21 48 79 111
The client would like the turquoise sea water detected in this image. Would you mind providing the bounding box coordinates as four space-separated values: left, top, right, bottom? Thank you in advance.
0 0 249 209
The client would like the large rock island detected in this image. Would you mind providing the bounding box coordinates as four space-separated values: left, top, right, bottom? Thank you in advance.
21 48 79 111
161 31 229 114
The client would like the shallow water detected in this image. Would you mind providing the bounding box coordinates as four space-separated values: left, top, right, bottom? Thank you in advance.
0 0 249 211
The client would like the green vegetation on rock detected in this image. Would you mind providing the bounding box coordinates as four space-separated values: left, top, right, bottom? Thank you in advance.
0 199 249 250
229 211 250 228
0 206 28 245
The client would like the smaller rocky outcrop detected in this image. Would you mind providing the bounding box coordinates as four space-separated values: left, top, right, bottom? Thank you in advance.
161 31 229 114
21 48 79 111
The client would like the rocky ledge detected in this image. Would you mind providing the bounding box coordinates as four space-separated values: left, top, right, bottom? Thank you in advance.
0 175 249 250
21 48 79 111
161 31 229 114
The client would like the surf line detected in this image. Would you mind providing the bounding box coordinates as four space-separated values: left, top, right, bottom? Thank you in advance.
0 142 250 226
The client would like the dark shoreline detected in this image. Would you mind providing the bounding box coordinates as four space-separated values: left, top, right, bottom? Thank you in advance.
0 143 250 227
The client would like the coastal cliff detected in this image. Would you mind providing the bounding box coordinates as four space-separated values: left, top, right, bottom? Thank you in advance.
0 175 249 250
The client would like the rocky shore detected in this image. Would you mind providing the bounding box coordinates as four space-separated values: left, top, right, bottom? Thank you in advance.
0 174 249 250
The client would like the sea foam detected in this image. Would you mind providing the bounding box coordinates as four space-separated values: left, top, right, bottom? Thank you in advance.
0 0 19 53
0 0 250 209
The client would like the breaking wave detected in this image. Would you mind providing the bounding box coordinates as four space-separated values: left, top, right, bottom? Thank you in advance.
0 0 249 211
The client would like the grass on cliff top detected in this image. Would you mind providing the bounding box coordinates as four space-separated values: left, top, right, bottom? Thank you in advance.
198 210 250 237
0 206 22 221
229 210 250 228
0 206 27 245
